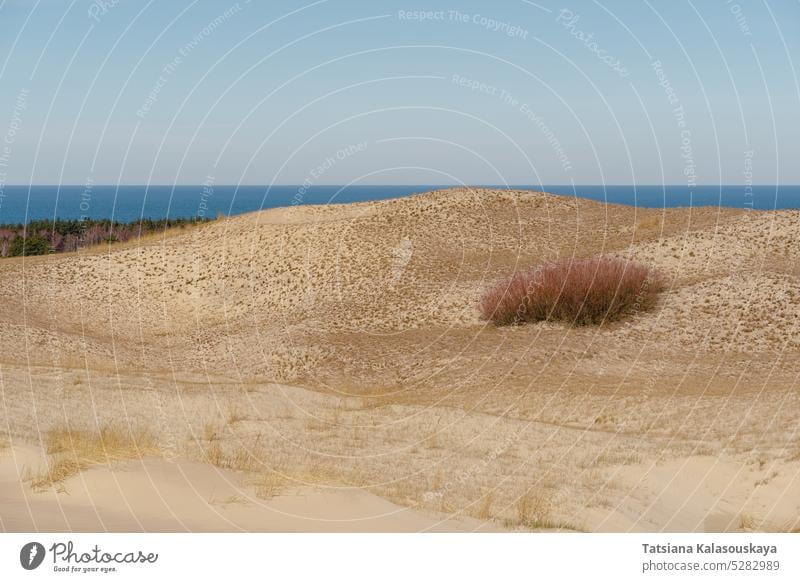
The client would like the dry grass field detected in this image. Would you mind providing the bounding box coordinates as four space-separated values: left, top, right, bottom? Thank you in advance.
0 188 798 531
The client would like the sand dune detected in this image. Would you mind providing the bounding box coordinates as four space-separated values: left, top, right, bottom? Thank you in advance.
0 445 497 532
0 188 798 532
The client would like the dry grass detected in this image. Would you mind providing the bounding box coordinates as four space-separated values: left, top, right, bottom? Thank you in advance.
201 439 355 500
475 491 494 521
507 488 578 530
736 514 800 533
203 441 226 467
480 257 664 326
201 440 264 475
226 404 247 426
252 472 290 499
514 489 553 528
32 426 158 489
202 422 220 442
591 450 643 467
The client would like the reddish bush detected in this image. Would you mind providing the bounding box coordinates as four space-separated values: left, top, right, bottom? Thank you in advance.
480 257 664 326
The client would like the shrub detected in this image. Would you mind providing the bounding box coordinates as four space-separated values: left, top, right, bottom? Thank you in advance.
8 234 51 257
480 257 664 326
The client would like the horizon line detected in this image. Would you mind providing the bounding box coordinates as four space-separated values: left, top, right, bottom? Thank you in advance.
2 183 796 188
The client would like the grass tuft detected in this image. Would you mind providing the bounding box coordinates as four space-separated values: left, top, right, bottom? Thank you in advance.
515 489 552 528
32 426 158 490
510 488 579 530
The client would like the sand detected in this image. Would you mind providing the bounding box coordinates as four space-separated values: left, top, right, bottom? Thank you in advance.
0 188 798 532
0 444 496 532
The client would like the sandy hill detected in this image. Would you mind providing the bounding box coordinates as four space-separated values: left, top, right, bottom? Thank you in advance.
1 188 798 532
1 187 797 379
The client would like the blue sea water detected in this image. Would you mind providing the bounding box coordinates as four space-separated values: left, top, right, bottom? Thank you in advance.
0 184 797 225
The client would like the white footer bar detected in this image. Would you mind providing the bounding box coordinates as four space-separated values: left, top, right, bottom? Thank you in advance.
1 533 797 581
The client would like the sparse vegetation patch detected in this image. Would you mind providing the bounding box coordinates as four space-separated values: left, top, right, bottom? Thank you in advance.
32 426 158 489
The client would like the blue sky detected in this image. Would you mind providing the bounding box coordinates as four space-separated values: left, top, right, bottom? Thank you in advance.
0 0 798 185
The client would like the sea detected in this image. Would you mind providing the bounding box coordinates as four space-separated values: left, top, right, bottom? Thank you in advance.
0 184 797 225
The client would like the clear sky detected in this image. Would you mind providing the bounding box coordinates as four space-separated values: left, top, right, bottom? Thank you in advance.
0 0 798 186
